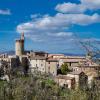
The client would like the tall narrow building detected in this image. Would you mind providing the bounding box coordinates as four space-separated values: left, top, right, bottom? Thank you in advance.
15 32 25 56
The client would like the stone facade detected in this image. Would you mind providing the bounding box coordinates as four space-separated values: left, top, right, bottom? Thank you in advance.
55 75 75 89
67 71 88 89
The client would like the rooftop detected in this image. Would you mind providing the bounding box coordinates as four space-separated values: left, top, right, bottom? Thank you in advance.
60 58 86 63
68 70 84 75
55 75 74 80
47 58 58 62
30 56 47 60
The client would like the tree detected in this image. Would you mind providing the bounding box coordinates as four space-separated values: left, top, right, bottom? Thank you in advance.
60 63 69 75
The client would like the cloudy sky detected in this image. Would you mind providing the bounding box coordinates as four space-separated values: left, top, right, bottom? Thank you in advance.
0 0 100 54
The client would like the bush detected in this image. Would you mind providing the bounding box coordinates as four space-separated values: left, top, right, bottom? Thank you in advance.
60 63 70 75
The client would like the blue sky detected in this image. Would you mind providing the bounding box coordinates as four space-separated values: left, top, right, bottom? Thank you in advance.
0 0 100 54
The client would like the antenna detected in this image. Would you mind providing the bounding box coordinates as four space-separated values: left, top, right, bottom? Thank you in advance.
21 32 24 40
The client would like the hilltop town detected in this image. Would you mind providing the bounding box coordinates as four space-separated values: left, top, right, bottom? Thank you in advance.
0 32 99 91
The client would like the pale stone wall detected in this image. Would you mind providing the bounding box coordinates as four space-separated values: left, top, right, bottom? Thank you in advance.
30 59 46 73
46 61 57 76
15 40 24 56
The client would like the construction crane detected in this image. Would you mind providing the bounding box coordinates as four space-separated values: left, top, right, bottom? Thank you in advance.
79 39 100 58
79 41 95 59
79 40 100 78
73 33 100 59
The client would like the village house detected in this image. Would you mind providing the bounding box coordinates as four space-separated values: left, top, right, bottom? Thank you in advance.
0 55 19 69
70 66 98 86
54 75 75 89
58 56 87 68
46 58 59 76
67 71 88 89
29 56 47 73
29 57 58 76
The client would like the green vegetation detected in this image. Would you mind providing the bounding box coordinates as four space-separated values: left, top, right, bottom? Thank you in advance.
60 63 70 75
0 74 99 100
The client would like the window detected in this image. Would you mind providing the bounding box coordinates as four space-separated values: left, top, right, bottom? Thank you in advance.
64 84 68 88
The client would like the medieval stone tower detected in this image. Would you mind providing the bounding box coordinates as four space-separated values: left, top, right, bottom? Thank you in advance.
15 32 24 56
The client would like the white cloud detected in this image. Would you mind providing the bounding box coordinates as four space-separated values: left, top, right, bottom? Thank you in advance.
55 2 86 13
47 32 73 37
17 13 100 43
30 14 42 19
55 0 100 13
0 9 11 15
16 1 100 53
81 0 100 10
17 13 100 32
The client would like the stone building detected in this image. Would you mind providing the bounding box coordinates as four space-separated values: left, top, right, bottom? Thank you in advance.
55 75 75 89
67 71 88 89
46 58 59 76
59 56 86 67
19 55 29 74
8 55 19 69
30 56 47 73
29 57 59 76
